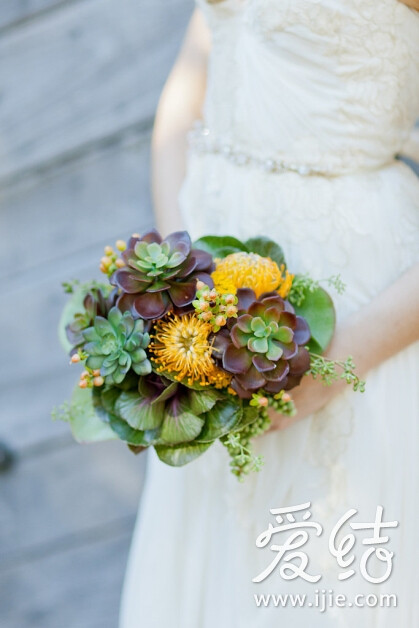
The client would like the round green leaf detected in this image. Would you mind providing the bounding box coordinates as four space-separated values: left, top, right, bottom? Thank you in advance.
108 415 159 446
233 404 260 431
187 388 224 416
196 399 243 443
293 285 336 353
193 235 247 258
150 361 211 391
115 391 164 430
245 237 286 268
68 386 117 443
155 441 213 467
160 405 204 445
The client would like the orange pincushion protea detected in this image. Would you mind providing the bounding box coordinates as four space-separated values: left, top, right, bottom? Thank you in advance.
150 314 231 388
211 252 293 299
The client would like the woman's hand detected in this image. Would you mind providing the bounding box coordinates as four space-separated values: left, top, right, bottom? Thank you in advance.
268 261 419 432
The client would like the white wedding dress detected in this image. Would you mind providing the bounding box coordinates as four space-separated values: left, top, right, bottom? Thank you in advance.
120 1 419 626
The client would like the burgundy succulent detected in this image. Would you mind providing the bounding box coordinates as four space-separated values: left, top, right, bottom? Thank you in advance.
212 289 311 398
111 230 214 319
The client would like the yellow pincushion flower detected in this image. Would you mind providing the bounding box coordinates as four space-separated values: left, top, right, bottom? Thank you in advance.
211 252 294 299
150 314 231 388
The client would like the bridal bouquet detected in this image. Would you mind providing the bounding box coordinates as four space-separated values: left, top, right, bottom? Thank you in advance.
56 230 364 478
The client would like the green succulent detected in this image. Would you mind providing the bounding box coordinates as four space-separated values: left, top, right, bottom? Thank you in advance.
239 312 295 361
131 240 185 277
83 307 151 384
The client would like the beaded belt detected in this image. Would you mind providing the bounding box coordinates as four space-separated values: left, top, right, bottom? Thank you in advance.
187 121 328 176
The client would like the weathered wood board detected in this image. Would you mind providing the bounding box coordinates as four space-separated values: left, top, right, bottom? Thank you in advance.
0 526 135 628
1 131 153 282
0 2 191 626
0 0 192 182
0 0 67 32
0 440 145 561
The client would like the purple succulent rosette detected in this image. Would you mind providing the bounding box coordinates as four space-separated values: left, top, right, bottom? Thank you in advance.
212 289 311 398
111 230 214 319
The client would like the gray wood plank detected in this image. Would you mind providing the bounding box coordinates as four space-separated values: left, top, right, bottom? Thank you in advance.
0 132 155 402
0 0 192 182
0 369 74 449
0 438 144 560
0 130 153 282
0 1 70 32
0 525 134 628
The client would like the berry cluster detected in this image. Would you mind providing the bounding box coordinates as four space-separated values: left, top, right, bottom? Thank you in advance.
99 239 127 276
70 352 104 388
192 281 238 332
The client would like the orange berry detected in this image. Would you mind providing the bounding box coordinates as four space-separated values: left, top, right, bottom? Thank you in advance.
258 396 269 407
116 239 127 252
198 300 209 311
196 280 206 291
282 393 292 403
215 315 227 327
80 371 89 380
93 376 104 387
101 256 112 268
92 369 101 377
79 379 88 389
115 258 125 269
71 354 81 364
225 305 237 317
224 294 236 304
201 311 213 322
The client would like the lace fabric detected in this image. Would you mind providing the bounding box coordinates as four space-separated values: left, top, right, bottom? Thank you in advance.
197 0 419 174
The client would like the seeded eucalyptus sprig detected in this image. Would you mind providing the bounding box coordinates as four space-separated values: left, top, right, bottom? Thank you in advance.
289 273 346 307
309 353 366 392
221 411 271 480
51 401 71 422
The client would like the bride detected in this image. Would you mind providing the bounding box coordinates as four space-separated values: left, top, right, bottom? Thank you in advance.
119 1 419 626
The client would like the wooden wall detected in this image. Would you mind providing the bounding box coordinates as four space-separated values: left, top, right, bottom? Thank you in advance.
0 1 192 626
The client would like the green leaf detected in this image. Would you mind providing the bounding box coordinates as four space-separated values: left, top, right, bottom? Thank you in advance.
150 362 210 391
152 381 178 404
100 387 121 415
187 388 223 415
115 391 164 430
293 285 336 353
196 399 242 443
245 237 286 268
160 400 204 444
68 386 117 443
234 404 260 430
193 235 247 259
155 441 213 467
107 415 159 446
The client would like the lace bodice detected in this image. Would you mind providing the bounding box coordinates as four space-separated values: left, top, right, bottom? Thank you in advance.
196 0 419 175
